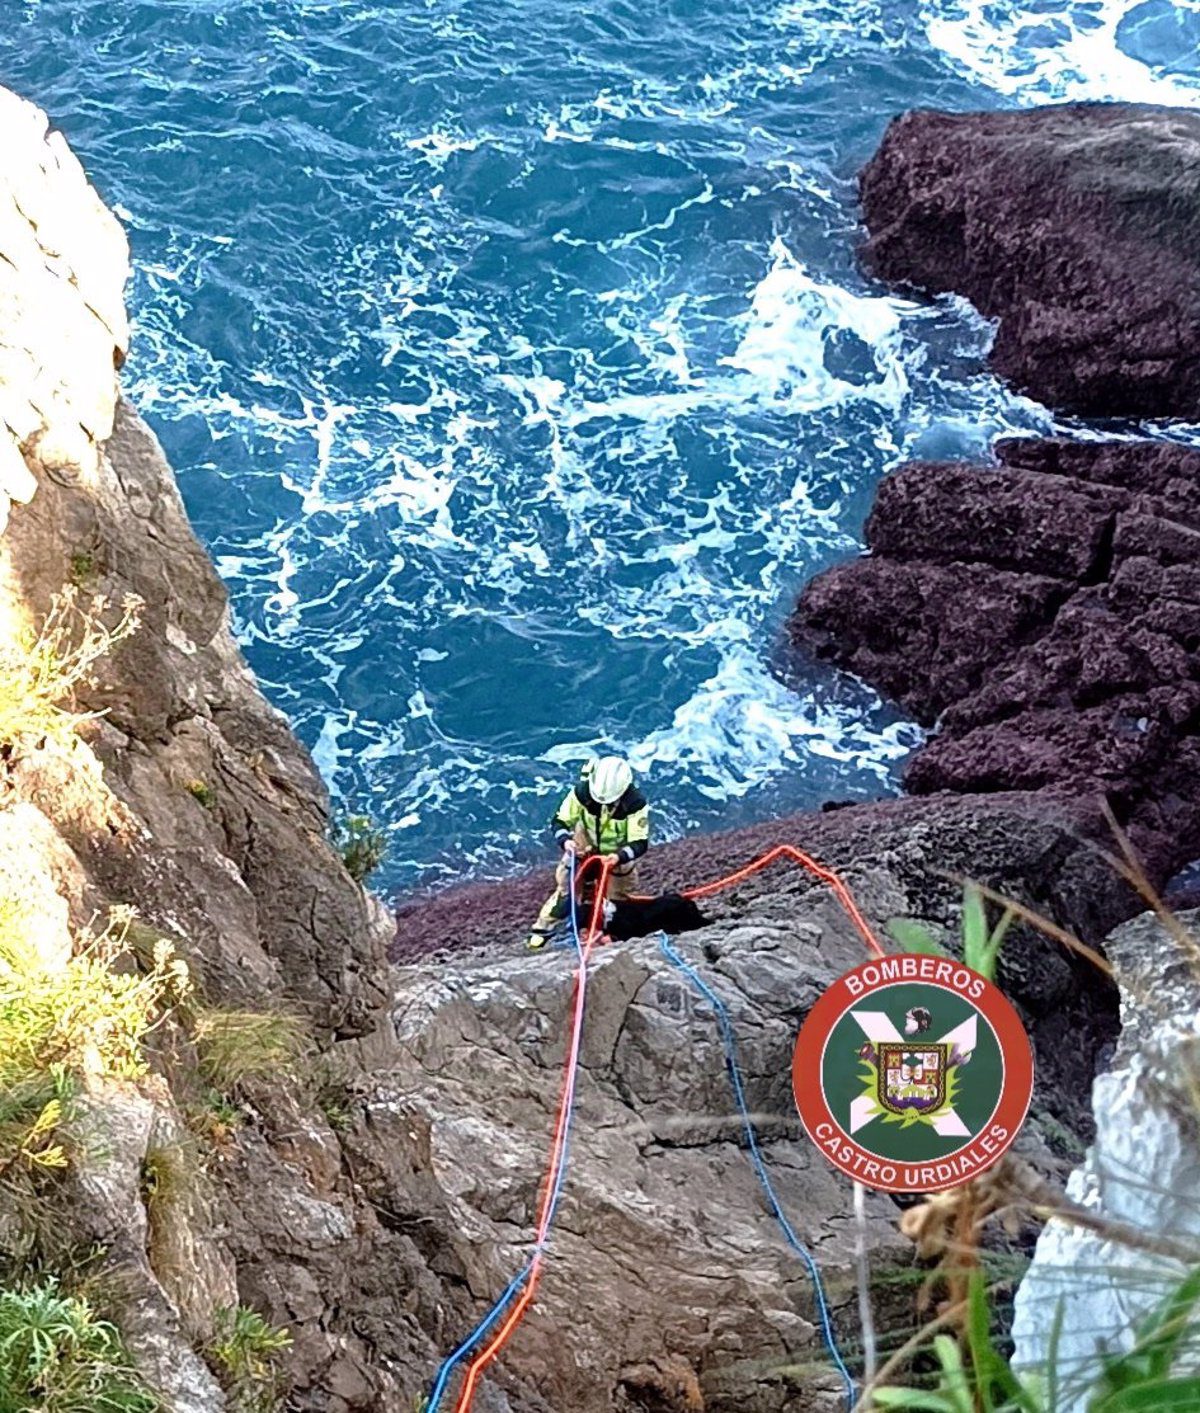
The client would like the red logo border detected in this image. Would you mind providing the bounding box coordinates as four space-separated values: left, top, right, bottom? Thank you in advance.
792 955 1034 1193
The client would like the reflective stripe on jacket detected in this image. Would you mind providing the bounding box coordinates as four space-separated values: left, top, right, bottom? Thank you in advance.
550 781 649 858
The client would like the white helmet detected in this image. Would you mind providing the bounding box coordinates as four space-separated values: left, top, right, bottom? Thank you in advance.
589 755 633 805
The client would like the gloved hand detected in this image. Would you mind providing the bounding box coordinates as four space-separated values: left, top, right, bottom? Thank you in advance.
559 836 576 854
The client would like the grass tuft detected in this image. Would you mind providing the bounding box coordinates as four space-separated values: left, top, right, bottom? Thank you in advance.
184 779 216 810
192 1008 305 1091
208 1304 291 1413
0 1278 160 1412
0 586 142 753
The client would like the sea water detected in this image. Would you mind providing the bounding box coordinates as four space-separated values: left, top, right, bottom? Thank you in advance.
3 0 1197 891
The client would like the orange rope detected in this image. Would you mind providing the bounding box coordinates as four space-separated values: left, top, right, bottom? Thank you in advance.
450 841 882 1410
678 843 885 959
452 853 614 1413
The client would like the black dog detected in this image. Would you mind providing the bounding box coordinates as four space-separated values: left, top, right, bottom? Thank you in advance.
604 892 707 941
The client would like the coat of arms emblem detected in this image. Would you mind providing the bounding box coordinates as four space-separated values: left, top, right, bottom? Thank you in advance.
876 1042 949 1116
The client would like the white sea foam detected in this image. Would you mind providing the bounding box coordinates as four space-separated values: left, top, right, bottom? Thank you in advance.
624 645 919 802
720 237 915 413
99 0 1088 886
923 0 1200 104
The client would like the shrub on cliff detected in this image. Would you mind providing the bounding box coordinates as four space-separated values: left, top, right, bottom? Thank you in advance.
331 813 387 883
0 586 141 753
0 1278 159 1412
0 905 190 1180
208 1304 292 1413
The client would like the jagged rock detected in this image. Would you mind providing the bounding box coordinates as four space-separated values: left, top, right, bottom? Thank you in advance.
860 103 1200 417
63 1083 232 1413
389 905 906 1412
790 438 1200 884
385 790 1124 1410
3 400 393 1037
1011 908 1200 1406
0 83 400 1412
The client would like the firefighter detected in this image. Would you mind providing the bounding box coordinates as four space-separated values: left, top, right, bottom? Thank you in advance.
526 755 649 950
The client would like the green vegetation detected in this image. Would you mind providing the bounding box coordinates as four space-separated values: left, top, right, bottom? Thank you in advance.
208 1304 292 1413
310 1057 357 1133
887 884 1015 983
0 586 141 752
0 1279 160 1412
870 1267 1200 1411
332 813 387 883
139 1140 195 1214
68 551 96 586
185 779 216 809
192 1007 304 1091
188 1089 243 1145
0 906 190 1181
1089 1267 1200 1412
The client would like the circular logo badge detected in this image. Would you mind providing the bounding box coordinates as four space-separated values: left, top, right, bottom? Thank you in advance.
793 954 1033 1193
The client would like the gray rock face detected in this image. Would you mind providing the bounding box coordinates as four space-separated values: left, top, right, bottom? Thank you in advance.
389 888 905 1412
5 399 394 1038
1012 909 1200 1405
0 87 128 531
386 791 1125 1410
0 84 399 1411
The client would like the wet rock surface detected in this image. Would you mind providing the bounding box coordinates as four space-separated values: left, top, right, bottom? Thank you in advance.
791 438 1200 885
860 103 1200 417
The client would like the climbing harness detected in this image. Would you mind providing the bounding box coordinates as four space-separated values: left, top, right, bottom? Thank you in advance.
427 843 883 1413
659 931 857 1408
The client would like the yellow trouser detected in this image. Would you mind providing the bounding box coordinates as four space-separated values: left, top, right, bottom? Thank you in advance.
533 823 639 932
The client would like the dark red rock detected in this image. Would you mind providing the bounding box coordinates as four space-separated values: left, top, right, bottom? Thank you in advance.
865 462 1121 578
392 789 1131 965
796 556 1065 721
789 439 1200 884
861 105 1200 417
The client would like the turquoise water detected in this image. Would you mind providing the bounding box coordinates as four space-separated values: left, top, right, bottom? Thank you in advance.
4 0 1195 891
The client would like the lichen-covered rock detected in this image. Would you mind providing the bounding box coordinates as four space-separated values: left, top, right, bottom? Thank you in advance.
1011 908 1200 1406
860 104 1200 417
790 438 1200 884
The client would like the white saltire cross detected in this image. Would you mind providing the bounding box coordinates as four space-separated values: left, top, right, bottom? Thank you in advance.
847 1010 978 1138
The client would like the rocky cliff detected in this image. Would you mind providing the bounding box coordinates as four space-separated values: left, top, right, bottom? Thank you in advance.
1011 907 1200 1409
793 102 1200 893
0 83 1177 1413
786 97 1200 1404
792 436 1200 885
859 104 1200 418
0 84 418 1412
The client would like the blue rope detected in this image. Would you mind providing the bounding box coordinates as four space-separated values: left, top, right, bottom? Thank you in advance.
426 855 589 1412
657 931 857 1409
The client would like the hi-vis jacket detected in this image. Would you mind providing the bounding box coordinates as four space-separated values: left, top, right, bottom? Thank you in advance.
551 779 650 864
